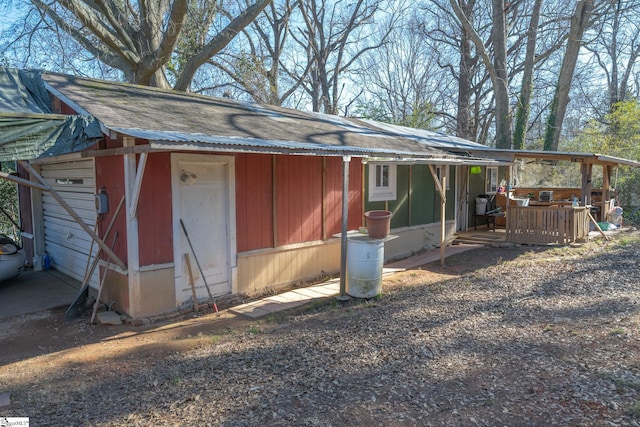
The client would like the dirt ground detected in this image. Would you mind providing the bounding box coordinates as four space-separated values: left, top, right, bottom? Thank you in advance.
0 243 531 368
1 230 640 426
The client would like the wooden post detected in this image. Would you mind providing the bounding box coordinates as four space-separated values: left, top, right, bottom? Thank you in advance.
428 165 447 266
124 136 141 317
601 165 612 221
440 176 446 267
184 253 199 312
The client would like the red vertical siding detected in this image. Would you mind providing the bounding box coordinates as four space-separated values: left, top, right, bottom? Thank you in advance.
235 153 274 252
348 158 364 230
276 156 323 245
95 156 127 263
137 152 173 265
58 101 77 115
324 157 363 236
235 154 362 250
96 152 173 266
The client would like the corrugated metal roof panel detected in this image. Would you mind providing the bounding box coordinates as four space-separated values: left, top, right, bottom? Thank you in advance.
359 119 492 151
112 127 463 159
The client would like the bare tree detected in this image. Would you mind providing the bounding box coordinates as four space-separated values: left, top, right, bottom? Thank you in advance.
543 0 595 151
449 0 520 148
586 0 640 111
513 0 542 150
353 14 448 129
417 0 492 141
291 0 393 114
205 0 309 106
14 0 272 90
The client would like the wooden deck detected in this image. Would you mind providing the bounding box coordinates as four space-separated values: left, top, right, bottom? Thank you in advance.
456 206 591 246
506 205 589 245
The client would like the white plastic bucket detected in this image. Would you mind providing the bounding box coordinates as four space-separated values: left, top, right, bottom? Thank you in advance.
475 197 488 215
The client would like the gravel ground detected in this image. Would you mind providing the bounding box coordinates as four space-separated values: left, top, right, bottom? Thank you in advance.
2 229 640 426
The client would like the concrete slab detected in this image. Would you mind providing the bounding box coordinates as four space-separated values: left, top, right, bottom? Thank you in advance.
0 269 83 320
256 300 308 313
385 244 483 270
228 304 273 319
0 242 485 322
288 287 328 299
308 283 340 296
264 293 303 303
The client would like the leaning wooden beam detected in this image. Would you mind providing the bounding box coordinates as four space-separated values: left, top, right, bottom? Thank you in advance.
18 160 128 271
587 211 609 241
65 197 125 320
91 232 119 324
129 153 148 220
0 170 49 191
82 196 126 285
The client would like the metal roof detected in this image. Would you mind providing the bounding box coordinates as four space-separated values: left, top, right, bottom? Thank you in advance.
491 149 640 168
41 72 469 161
359 120 491 151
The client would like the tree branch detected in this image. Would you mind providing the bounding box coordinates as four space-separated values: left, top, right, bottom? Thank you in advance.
174 0 273 91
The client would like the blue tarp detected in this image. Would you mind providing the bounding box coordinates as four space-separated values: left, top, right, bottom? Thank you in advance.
0 67 102 161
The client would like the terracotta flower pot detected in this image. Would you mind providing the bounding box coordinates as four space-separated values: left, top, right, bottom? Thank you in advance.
364 210 392 239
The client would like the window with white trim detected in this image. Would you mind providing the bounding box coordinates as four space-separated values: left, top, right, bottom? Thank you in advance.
485 167 499 193
368 163 397 201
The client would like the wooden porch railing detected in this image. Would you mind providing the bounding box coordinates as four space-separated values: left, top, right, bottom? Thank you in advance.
506 206 589 245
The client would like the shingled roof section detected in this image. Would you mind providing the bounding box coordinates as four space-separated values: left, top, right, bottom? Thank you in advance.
41 72 467 160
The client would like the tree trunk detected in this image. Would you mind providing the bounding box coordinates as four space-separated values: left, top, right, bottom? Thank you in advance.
449 0 512 148
513 0 542 150
491 0 512 149
456 0 477 140
544 0 594 151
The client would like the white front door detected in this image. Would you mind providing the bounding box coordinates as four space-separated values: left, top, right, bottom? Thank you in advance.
172 154 235 306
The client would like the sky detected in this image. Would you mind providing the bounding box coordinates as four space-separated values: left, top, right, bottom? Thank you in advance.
0 5 20 32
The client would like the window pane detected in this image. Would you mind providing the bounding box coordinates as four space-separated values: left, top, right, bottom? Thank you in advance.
375 165 390 188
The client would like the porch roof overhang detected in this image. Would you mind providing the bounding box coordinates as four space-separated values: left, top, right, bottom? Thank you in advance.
488 149 640 168
105 127 478 163
360 156 500 166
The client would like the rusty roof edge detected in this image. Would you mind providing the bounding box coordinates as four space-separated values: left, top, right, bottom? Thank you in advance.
111 127 470 159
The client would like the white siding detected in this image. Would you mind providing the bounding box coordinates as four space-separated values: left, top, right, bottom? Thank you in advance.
41 159 99 288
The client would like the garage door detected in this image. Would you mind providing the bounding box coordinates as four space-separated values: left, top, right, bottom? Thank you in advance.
41 159 99 288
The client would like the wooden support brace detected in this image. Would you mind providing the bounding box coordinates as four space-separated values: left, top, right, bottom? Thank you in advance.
0 170 49 191
18 160 128 271
587 211 609 241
